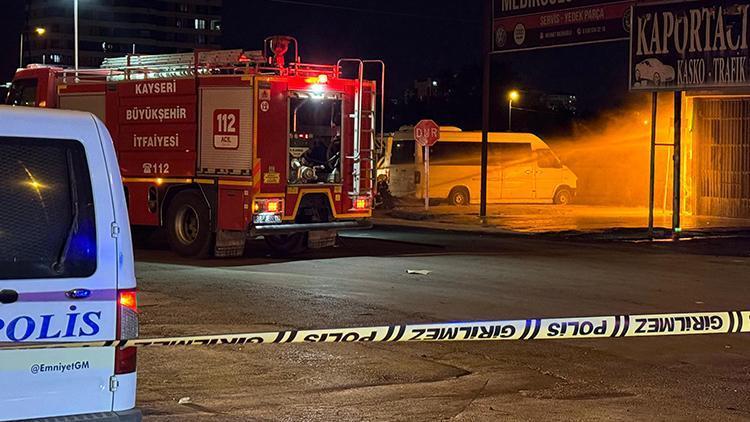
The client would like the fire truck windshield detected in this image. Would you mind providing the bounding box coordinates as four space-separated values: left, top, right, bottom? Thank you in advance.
288 95 343 185
6 79 38 107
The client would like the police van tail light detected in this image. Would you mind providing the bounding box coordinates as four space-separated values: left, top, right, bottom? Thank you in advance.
117 289 139 340
116 289 139 375
115 346 137 375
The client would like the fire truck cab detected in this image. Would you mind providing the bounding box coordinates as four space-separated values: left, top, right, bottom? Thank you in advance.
8 36 384 257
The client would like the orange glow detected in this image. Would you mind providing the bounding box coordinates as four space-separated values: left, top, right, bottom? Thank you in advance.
355 197 367 210
547 95 682 209
267 200 280 213
317 74 328 84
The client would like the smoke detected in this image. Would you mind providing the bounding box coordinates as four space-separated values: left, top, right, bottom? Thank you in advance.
548 95 677 208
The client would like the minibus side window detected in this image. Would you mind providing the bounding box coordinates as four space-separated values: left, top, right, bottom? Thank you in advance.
429 143 481 166
536 149 563 169
0 137 97 279
494 143 532 166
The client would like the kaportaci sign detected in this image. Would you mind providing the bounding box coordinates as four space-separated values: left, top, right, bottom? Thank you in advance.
630 0 750 91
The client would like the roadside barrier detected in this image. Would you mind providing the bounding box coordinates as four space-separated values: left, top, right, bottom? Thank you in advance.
1 310 746 350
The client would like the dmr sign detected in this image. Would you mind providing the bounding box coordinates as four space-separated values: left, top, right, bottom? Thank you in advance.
630 0 750 91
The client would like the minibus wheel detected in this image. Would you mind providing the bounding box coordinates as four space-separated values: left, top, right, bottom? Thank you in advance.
448 187 470 206
167 190 213 257
554 188 573 205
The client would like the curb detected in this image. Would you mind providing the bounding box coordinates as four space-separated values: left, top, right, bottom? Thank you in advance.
371 217 750 242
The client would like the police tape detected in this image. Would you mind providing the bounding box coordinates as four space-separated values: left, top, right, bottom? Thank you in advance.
1 310 748 350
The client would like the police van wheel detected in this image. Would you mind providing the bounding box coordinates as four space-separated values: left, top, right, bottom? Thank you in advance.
554 188 573 205
449 187 470 206
167 190 213 257
265 233 307 256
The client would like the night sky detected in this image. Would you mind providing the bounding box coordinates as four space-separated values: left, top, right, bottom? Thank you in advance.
1 1 632 117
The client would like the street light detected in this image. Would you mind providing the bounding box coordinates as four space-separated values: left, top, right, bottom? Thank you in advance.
508 90 520 132
19 27 47 68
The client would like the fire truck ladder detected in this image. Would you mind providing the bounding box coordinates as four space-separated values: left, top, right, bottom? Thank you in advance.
100 50 265 79
337 59 385 200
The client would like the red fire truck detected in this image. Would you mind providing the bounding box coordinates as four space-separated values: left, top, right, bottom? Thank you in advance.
8 36 385 257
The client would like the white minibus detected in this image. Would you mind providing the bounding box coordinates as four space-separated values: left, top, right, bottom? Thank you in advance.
381 126 577 205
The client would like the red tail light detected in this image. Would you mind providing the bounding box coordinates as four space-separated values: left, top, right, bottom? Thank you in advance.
115 347 137 374
116 289 139 374
351 196 370 211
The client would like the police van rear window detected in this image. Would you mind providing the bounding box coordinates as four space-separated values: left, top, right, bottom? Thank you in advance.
0 137 97 279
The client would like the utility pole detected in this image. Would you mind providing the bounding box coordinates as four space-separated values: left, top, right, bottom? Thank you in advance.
19 33 23 68
648 92 657 238
672 91 682 239
74 0 79 72
480 0 492 222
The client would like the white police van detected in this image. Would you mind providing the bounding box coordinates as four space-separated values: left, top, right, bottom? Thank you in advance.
0 106 140 421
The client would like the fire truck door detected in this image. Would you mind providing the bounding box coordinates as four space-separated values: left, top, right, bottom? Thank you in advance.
198 86 253 176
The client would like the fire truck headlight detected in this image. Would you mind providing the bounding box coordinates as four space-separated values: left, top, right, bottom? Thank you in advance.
311 84 324 94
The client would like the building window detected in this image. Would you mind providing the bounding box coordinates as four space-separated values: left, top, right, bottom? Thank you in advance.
49 54 61 64
179 4 189 13
197 34 206 45
210 20 221 31
194 19 206 30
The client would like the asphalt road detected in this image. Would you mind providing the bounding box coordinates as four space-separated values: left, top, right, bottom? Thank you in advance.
134 227 750 421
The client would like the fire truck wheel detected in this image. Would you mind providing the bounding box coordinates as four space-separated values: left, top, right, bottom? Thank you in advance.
167 190 213 257
264 233 308 256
